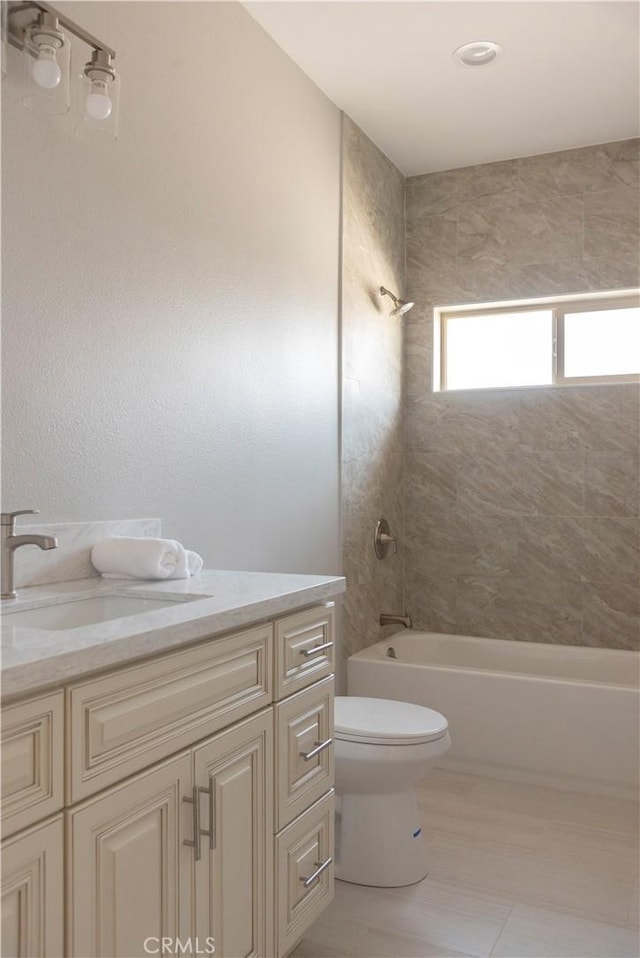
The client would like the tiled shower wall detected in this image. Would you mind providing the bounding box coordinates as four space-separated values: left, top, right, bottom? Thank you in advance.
404 139 640 649
340 116 405 672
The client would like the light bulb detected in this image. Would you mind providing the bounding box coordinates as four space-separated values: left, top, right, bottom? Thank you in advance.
86 79 112 120
32 44 61 89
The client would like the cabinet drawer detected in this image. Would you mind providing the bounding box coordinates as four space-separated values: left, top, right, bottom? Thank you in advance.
275 790 334 957
275 604 335 700
68 624 273 801
275 677 334 830
1 692 64 837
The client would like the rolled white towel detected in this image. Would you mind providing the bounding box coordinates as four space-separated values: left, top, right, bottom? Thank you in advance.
91 537 190 580
187 550 203 576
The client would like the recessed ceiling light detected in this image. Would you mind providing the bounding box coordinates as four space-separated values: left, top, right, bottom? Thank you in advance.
453 41 503 67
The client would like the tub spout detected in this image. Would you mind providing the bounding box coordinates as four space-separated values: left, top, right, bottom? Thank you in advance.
380 612 412 629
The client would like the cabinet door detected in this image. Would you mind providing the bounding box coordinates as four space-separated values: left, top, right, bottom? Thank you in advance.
67 752 192 958
1 816 64 958
193 710 274 958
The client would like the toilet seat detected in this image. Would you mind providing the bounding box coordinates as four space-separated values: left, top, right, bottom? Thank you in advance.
334 696 448 746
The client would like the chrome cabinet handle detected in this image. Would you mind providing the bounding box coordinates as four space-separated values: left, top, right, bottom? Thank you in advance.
300 738 333 762
300 641 333 659
205 779 215 851
301 856 333 888
183 786 201 861
183 784 214 860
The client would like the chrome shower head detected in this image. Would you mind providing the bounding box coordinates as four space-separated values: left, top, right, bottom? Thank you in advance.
380 286 414 316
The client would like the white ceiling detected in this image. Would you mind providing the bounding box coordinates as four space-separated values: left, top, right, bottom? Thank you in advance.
244 2 640 175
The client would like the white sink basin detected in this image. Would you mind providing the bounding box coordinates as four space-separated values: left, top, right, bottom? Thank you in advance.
4 594 193 631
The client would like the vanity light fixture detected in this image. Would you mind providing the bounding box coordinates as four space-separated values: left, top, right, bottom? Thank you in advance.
453 40 503 67
5 1 120 136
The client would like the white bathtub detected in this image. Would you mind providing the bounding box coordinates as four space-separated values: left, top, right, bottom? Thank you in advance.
347 632 640 799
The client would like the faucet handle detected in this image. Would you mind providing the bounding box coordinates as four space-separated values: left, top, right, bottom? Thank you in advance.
1 509 40 529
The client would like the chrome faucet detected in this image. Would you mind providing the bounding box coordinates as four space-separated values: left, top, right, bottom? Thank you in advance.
1 510 58 600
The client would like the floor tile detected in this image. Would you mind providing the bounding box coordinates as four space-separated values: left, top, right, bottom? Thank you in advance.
418 773 638 924
290 940 348 958
491 902 640 957
423 829 635 925
298 903 365 955
627 882 640 929
351 925 474 957
329 880 504 957
452 772 640 836
391 875 513 923
301 771 640 958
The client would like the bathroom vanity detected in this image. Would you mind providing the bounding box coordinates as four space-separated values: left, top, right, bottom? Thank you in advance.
1 570 345 958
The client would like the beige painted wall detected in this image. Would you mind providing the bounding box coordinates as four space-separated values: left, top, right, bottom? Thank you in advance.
1 2 342 574
340 116 405 672
404 140 640 649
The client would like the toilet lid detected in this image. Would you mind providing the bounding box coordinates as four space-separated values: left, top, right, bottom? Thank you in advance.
334 696 448 746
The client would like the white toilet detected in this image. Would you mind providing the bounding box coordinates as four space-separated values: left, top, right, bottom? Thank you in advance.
333 696 451 887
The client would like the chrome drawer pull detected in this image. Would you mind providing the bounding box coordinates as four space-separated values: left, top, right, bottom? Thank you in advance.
300 641 333 659
301 856 333 888
300 738 333 762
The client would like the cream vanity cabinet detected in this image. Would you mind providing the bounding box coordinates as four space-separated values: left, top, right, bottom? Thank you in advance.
1 602 335 958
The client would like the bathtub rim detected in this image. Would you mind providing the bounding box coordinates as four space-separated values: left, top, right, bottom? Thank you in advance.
347 633 640 800
356 630 640 691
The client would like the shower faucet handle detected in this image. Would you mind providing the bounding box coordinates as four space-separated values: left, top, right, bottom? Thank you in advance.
374 518 397 559
378 532 397 553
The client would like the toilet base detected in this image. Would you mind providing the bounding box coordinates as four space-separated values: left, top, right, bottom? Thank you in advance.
335 790 427 887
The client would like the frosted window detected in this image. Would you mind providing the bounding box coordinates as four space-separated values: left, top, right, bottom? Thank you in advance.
445 310 553 390
564 308 640 378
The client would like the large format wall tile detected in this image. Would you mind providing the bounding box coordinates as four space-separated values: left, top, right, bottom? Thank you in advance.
584 187 640 260
343 116 405 280
454 576 584 645
406 510 518 576
341 116 406 668
518 385 639 453
514 518 639 585
518 142 637 200
407 391 521 452
582 581 640 651
584 453 640 517
404 139 640 649
455 449 584 517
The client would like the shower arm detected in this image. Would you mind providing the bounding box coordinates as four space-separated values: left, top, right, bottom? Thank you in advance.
379 286 400 307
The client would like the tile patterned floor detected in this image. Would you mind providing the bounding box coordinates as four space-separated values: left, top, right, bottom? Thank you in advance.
292 770 640 958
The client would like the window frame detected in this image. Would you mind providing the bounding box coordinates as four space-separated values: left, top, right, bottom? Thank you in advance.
435 291 640 392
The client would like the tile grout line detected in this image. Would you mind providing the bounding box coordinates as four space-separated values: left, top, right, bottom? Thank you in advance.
489 899 516 958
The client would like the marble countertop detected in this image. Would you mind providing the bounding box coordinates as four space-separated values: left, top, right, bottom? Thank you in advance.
1 570 346 700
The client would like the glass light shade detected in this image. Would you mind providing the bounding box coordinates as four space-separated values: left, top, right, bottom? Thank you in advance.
23 22 70 114
76 69 120 141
